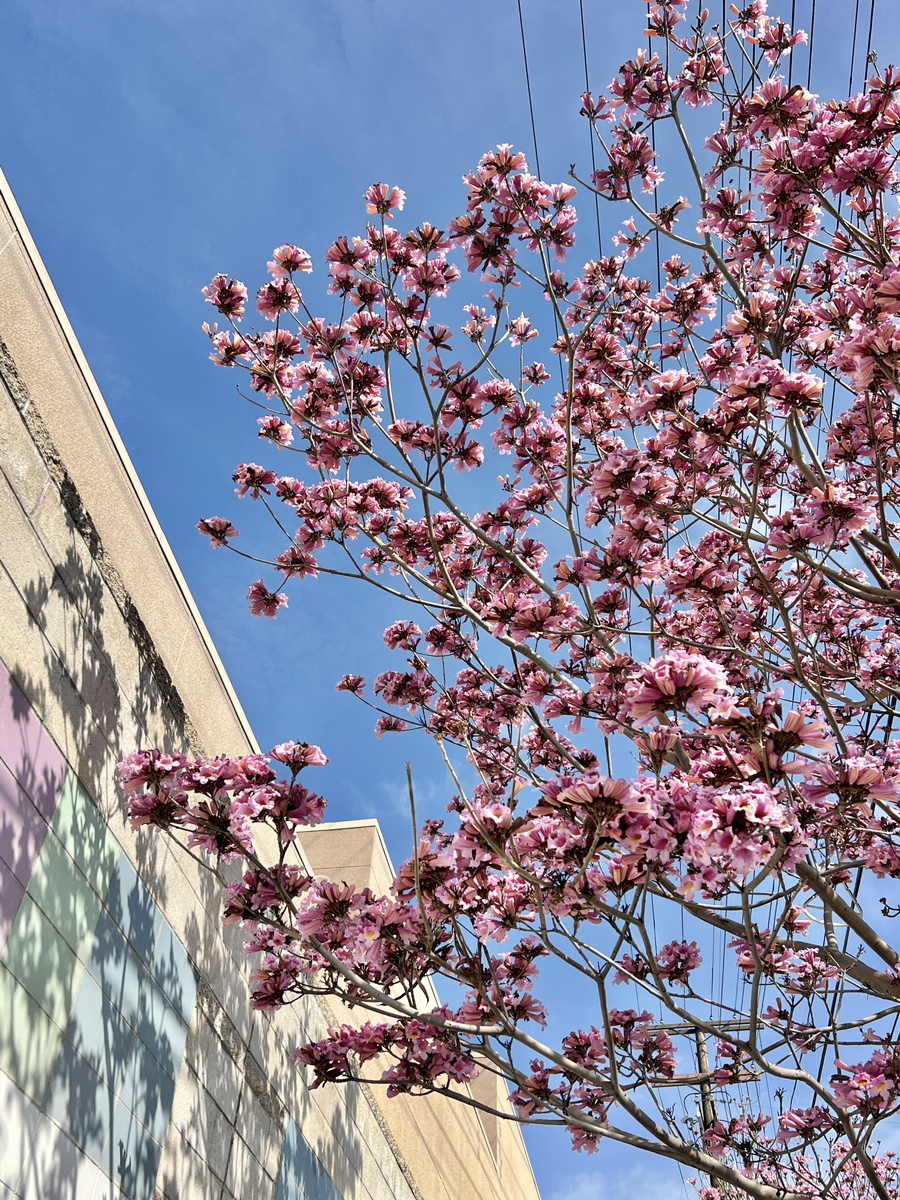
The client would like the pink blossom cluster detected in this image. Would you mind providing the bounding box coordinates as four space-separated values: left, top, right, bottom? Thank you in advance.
118 742 327 861
294 1017 478 1098
833 1045 900 1117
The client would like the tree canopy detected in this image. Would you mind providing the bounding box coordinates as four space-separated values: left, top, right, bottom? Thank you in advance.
122 4 900 1196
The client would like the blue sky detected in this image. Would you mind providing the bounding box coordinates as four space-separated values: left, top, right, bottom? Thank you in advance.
1 2 897 1195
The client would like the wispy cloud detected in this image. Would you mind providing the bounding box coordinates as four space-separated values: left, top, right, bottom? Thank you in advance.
544 1162 692 1200
376 770 447 822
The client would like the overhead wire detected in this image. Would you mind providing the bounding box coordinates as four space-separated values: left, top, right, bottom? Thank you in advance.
517 0 543 180
850 0 862 94
515 0 566 391
789 0 797 86
866 0 877 79
578 0 603 255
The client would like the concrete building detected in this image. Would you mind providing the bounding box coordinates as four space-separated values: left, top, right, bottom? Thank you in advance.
0 169 541 1200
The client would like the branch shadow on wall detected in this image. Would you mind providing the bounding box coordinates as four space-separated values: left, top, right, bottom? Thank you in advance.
0 432 365 1200
1 522 198 1197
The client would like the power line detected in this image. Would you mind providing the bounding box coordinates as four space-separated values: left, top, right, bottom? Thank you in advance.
515 0 566 392
850 0 861 94
789 0 797 86
866 0 877 81
578 0 603 254
516 0 542 180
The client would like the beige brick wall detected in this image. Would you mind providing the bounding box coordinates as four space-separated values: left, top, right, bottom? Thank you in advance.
299 822 541 1200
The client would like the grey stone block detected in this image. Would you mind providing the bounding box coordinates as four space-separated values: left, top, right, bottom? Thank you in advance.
86 911 145 1034
135 977 189 1082
42 1036 112 1167
150 921 197 1027
103 855 160 969
64 970 135 1094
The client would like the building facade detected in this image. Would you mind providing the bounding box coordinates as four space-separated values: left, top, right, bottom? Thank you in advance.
0 170 541 1200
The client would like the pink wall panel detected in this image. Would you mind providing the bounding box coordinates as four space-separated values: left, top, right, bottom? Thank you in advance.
0 658 67 950
0 657 66 820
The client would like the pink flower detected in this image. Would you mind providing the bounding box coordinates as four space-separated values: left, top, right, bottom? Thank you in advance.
508 314 538 345
803 756 900 806
776 1107 835 1142
374 716 410 737
233 463 277 499
268 244 313 278
478 144 528 178
247 581 288 618
126 792 185 831
257 279 300 320
197 517 239 548
624 651 732 726
257 415 293 447
656 940 702 985
270 741 328 769
117 749 187 794
833 1049 900 1114
336 674 365 696
383 620 422 650
202 273 247 319
274 547 318 578
768 369 824 417
206 327 249 366
364 183 406 217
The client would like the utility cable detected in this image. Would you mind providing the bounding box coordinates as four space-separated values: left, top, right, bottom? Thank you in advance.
789 0 797 85
850 0 861 94
517 0 542 180
579 0 603 254
866 0 877 84
515 0 565 389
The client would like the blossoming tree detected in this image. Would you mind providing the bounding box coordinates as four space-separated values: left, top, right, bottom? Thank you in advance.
120 2 900 1196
